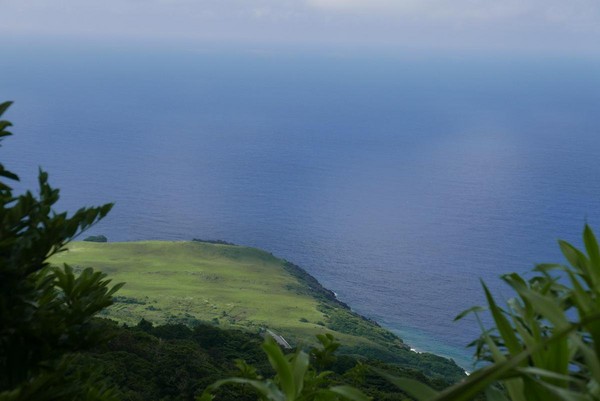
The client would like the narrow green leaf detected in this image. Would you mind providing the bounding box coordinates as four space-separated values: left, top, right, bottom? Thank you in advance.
291 351 309 397
482 281 522 357
328 386 372 401
517 287 569 329
0 168 19 181
533 264 565 273
210 378 285 401
454 305 486 321
373 368 439 401
570 336 600 384
559 240 594 286
560 240 584 268
0 120 12 131
196 391 214 401
568 271 592 316
517 367 582 384
584 225 600 269
546 335 570 380
533 380 592 401
0 101 13 117
262 337 296 400
484 386 510 401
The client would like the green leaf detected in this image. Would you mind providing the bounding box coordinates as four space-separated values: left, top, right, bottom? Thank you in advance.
210 377 285 401
0 167 19 181
584 225 600 269
0 101 13 117
570 336 600 385
517 367 582 385
559 240 593 287
196 391 214 401
262 337 296 400
291 351 309 396
519 288 569 329
454 305 486 321
328 386 371 401
485 385 510 401
482 281 522 357
533 380 592 401
0 120 12 131
373 368 439 401
533 263 565 273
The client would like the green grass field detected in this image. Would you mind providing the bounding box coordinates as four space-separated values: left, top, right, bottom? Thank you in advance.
50 240 464 379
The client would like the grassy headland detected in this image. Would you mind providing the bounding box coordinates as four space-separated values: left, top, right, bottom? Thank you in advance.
51 240 464 380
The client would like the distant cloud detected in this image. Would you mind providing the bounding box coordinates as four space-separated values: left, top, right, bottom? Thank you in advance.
306 0 422 13
306 0 600 24
1 0 599 54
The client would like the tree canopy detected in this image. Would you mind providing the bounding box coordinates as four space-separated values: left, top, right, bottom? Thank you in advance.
0 101 122 400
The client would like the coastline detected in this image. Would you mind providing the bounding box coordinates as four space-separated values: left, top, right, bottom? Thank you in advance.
276 247 472 371
191 240 472 372
387 324 473 371
56 239 467 380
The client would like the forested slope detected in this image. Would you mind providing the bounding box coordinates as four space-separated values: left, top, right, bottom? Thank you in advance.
52 241 465 381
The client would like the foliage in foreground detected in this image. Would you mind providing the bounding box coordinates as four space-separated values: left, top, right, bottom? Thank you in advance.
0 101 122 400
74 320 451 401
199 334 371 401
387 225 600 401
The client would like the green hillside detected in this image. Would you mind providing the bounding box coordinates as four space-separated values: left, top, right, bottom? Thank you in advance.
51 240 464 380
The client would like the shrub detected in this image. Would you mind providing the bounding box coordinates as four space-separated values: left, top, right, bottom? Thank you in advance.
84 235 108 242
0 101 122 400
199 335 371 401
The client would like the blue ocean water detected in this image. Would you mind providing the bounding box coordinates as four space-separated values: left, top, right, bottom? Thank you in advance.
2 44 600 368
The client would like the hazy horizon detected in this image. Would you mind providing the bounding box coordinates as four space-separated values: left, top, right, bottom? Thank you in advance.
2 0 600 56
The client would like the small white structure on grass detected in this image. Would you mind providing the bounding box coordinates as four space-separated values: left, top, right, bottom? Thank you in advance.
264 328 292 349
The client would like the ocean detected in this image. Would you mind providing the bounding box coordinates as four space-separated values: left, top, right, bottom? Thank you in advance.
2 43 600 368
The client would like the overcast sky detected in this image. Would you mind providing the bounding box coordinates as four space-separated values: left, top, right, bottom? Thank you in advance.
2 0 600 54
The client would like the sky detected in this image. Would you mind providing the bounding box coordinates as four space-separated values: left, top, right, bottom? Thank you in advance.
2 0 600 54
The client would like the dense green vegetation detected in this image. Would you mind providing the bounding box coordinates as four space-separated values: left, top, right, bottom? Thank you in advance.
84 235 108 242
72 319 455 401
51 241 464 381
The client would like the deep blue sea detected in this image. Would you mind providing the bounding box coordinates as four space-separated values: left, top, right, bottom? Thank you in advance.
2 44 600 368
